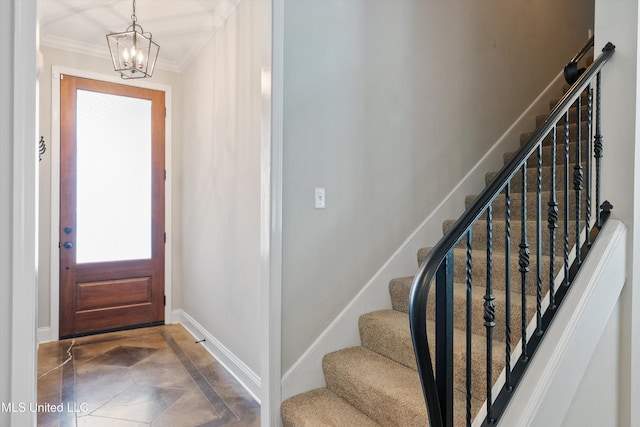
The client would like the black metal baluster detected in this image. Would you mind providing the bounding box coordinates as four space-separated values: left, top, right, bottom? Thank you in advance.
519 165 530 361
536 141 543 336
564 111 570 286
465 229 472 427
548 125 558 310
574 95 583 264
586 85 593 246
595 72 603 229
436 251 454 427
504 183 512 391
484 206 495 423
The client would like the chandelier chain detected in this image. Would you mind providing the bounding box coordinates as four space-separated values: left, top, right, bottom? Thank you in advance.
131 0 137 24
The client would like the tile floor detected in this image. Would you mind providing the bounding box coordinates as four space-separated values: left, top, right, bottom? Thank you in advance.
37 324 260 427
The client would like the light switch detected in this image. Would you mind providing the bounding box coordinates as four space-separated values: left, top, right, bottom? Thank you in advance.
315 187 326 209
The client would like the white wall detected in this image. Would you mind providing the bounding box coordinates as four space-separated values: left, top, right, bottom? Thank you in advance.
37 46 184 336
181 0 265 383
0 1 38 425
499 220 626 427
594 1 640 426
562 300 621 427
281 0 594 373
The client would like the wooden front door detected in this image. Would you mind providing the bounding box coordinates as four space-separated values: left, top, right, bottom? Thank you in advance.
59 75 165 338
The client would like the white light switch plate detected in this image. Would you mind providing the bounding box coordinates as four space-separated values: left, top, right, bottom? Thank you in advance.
315 187 326 209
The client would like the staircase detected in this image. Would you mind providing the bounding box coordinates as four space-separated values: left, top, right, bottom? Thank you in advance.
280 87 589 426
282 39 616 426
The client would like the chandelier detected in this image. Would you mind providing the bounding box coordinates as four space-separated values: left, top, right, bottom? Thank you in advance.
106 0 159 79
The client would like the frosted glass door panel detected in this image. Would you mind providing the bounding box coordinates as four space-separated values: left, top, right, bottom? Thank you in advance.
76 90 152 263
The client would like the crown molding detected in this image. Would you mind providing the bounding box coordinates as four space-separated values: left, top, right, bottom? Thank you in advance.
40 33 181 74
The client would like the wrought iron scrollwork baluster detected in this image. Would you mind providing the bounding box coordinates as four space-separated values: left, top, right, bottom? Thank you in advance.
595 71 603 228
465 229 472 427
536 141 543 336
574 95 583 264
564 111 571 286
484 205 495 423
505 183 512 391
519 165 530 362
548 125 558 310
586 85 593 246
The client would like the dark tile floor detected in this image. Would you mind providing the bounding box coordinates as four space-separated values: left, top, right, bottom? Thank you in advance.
37 324 260 427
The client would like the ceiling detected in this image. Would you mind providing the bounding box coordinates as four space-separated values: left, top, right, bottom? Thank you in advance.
38 0 241 73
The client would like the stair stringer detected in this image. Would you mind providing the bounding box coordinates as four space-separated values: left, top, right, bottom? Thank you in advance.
281 70 565 403
497 220 626 426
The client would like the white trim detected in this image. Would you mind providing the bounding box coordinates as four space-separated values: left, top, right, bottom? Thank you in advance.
38 327 52 344
177 309 262 403
281 70 566 399
499 220 627 426
49 65 173 340
10 1 38 425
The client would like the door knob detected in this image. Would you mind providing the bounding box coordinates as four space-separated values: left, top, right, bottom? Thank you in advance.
63 242 73 249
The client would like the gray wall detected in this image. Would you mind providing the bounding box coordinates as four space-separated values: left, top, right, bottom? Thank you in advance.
181 0 266 375
281 0 594 372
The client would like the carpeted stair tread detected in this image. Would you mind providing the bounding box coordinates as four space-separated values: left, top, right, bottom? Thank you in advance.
281 388 382 427
465 189 589 221
389 276 414 313
504 139 587 166
359 309 416 370
323 346 428 426
417 247 564 295
359 310 506 398
443 218 579 256
520 127 588 146
536 104 588 126
485 163 581 191
426 281 536 343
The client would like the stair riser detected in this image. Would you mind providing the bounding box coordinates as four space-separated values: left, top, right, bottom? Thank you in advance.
323 350 428 427
359 313 505 400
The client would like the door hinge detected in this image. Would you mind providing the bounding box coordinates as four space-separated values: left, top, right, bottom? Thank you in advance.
164 232 166 243
164 169 167 180
58 241 61 249
164 107 167 118
164 295 166 306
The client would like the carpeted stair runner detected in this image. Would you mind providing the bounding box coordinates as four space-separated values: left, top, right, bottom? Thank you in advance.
281 85 589 426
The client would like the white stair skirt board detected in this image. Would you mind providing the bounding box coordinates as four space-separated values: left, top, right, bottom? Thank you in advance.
281 70 565 400
499 219 627 426
176 309 262 403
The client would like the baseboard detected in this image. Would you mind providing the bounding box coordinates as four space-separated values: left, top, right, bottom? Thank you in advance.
176 309 262 403
281 71 566 400
38 326 51 344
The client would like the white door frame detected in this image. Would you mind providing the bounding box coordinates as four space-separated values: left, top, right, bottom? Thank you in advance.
49 66 173 340
1 1 38 426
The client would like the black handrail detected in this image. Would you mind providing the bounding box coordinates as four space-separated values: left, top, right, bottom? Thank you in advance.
409 41 615 427
564 36 594 85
